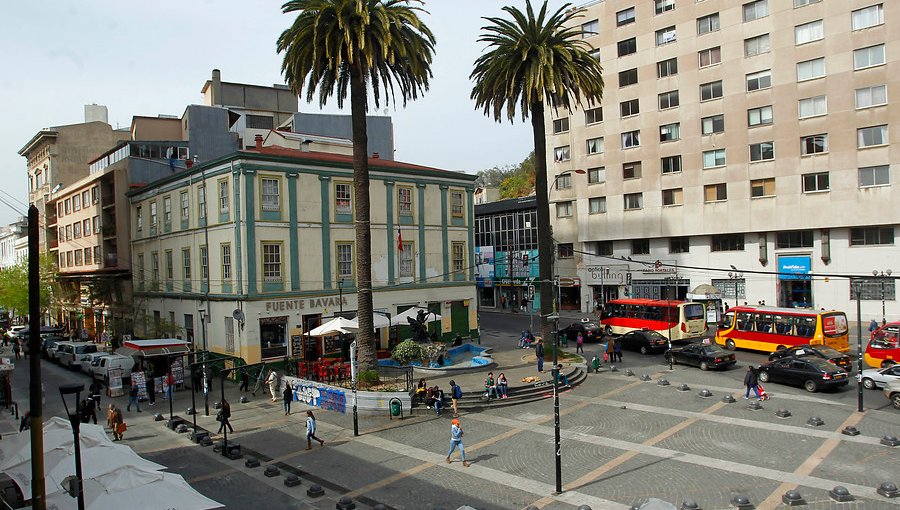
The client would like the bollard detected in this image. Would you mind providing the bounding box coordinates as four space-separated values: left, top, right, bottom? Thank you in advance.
640 373 652 381
336 495 356 509
240 395 249 404
881 435 900 447
213 401 222 410
657 378 670 386
730 494 753 509
264 465 280 477
677 383 690 392
306 483 325 498
842 426 860 436
154 413 164 421
186 407 196 415
625 369 635 377
782 490 806 506
721 394 735 403
877 482 900 498
829 486 854 502
747 401 763 411
699 389 713 398
775 409 791 418
284 474 301 487
806 416 824 427
681 501 701 510
245 457 260 468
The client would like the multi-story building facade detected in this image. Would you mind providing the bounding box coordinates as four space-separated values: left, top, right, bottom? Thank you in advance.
129 140 477 364
0 218 28 270
547 0 898 321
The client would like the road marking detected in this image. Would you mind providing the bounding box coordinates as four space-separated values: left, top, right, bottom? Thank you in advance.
342 463 434 499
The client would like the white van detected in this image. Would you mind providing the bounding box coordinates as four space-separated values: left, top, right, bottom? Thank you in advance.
91 354 135 382
80 352 111 374
57 342 99 369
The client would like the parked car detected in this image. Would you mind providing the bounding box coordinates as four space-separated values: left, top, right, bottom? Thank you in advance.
665 342 736 370
57 342 99 369
768 344 853 373
40 336 66 358
758 356 850 393
860 364 900 390
91 354 135 383
884 380 900 410
618 329 670 355
80 352 111 375
558 322 602 343
5 325 26 339
46 340 68 362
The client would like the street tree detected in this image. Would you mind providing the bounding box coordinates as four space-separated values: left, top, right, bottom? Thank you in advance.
0 254 64 319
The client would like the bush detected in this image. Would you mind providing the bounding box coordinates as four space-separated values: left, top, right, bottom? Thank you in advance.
358 370 380 385
391 339 424 365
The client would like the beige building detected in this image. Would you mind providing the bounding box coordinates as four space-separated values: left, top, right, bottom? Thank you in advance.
546 0 898 320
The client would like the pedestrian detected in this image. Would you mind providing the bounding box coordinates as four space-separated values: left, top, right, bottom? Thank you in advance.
446 418 470 467
743 366 761 399
605 337 615 362
192 366 202 393
146 374 156 406
497 372 509 399
869 319 879 334
534 339 544 373
449 379 462 417
453 332 463 346
239 368 250 393
19 411 30 432
521 297 527 312
12 340 20 360
590 355 601 373
216 399 234 434
109 404 125 441
78 400 92 424
126 383 141 412
614 338 623 363
283 384 293 415
89 380 103 408
266 370 279 402
576 332 584 354
500 295 506 309
165 372 175 401
83 396 98 424
305 410 324 450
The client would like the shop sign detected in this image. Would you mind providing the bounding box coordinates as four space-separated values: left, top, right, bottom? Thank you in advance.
264 296 348 313
778 256 812 280
583 265 629 285
496 277 531 286
259 315 288 325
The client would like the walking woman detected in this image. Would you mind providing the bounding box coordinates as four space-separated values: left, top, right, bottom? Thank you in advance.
305 410 325 450
216 399 234 434
446 418 470 467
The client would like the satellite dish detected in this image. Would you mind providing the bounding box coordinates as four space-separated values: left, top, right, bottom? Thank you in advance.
232 309 245 322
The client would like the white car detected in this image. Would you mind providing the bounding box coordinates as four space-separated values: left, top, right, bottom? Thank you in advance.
80 352 111 374
861 364 900 390
6 326 26 339
884 380 900 410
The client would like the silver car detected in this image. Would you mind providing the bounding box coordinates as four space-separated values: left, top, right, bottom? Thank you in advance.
861 365 900 390
884 380 900 410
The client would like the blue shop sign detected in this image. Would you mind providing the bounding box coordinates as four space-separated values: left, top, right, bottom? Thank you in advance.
778 256 811 280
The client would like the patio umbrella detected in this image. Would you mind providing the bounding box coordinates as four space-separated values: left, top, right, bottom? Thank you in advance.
349 313 391 329
389 307 442 327
308 316 358 336
0 417 113 472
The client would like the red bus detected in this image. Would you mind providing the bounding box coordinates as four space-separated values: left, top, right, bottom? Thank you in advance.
866 321 899 368
599 299 707 341
715 306 849 353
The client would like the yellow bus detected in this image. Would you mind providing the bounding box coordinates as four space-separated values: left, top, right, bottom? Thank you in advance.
715 306 849 353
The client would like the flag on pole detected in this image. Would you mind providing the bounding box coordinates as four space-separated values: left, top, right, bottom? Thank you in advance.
397 226 403 251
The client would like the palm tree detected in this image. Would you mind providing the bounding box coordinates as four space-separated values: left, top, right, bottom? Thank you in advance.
471 0 604 347
278 0 435 370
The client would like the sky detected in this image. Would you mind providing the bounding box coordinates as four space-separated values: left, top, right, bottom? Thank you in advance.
1 0 572 226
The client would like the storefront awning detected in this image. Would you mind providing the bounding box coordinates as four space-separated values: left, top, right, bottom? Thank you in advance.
117 339 192 358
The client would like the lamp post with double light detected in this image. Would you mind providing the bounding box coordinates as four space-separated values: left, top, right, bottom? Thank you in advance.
59 383 86 510
727 271 744 310
872 269 892 325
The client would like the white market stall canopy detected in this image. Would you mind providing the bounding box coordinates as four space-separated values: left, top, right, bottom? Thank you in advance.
308 316 358 336
390 307 442 327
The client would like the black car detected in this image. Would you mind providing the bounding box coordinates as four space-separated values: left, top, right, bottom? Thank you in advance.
758 356 850 392
767 344 853 373
665 343 736 370
618 329 670 355
558 322 602 343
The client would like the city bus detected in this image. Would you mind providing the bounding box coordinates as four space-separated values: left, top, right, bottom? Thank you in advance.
865 321 899 368
598 299 707 341
715 306 849 353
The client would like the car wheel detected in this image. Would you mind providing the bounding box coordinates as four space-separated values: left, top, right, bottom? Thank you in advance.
725 340 736 351
892 394 900 410
700 361 710 371
862 378 876 390
804 380 818 392
640 345 649 355
758 371 770 383
605 325 613 336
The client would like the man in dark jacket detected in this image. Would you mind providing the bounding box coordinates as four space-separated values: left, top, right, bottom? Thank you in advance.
534 340 544 373
743 366 760 399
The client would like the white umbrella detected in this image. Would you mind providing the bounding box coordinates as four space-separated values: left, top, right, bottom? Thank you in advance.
350 313 391 329
308 316 358 336
0 417 113 472
389 307 442 327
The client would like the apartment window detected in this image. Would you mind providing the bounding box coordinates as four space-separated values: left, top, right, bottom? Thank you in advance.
662 188 683 206
620 99 639 117
452 242 466 272
554 146 571 162
82 219 90 237
587 167 606 184
701 115 724 135
73 222 81 239
632 239 650 255
200 246 208 280
859 166 890 187
74 250 82 266
751 178 775 197
852 4 883 31
655 0 675 15
557 173 572 190
136 206 142 232
744 34 770 57
670 237 690 254
656 26 677 46
58 203 63 218
617 7 636 26
704 183 727 202
795 0 821 6
743 1 768 22
797 58 825 81
618 68 638 87
92 216 100 234
856 85 887 109
697 13 720 34
659 123 680 142
261 178 280 211
165 250 174 281
335 183 352 214
198 185 207 220
93 246 100 266
712 234 745 251
858 125 888 148
854 45 885 70
624 193 643 210
801 134 828 155
64 199 71 215
451 191 464 217
65 225 71 241
556 201 573 218
850 226 894 246
658 90 679 110
163 196 172 227
245 115 274 129
802 172 829 192
558 243 574 258
137 254 145 284
703 149 725 170
657 58 678 78
73 194 81 212
150 202 158 228
586 137 604 155
585 107 603 124
699 47 721 67
795 20 824 45
589 196 607 214
623 161 642 179
617 38 637 57
221 244 232 281
218 180 229 213
595 241 614 256
750 142 775 162
91 186 99 204
398 187 413 215
621 130 641 148
552 117 570 134
700 81 723 101
151 252 159 285
180 191 189 222
182 248 192 280
581 19 599 38
748 106 773 127
66 251 73 267
747 69 772 91
399 242 414 277
661 155 682 174
776 231 813 249
590 48 601 61
798 96 827 118
262 243 282 282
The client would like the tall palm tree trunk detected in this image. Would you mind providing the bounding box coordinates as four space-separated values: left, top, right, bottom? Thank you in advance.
531 101 554 345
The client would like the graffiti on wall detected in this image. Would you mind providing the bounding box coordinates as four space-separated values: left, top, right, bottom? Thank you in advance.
288 379 347 414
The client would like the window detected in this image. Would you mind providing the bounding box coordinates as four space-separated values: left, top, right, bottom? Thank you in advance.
662 188 683 206
795 0 821 6
655 0 675 15
743 1 768 22
74 250 82 266
852 5 883 31
73 222 81 239
137 254 145 284
699 47 721 67
856 85 887 109
163 196 172 227
623 161 642 179
585 107 603 124
670 237 690 253
704 183 727 202
657 58 678 78
136 205 142 232
624 193 643 210
747 69 772 91
617 7 636 26
795 20 824 45
589 196 607 214
661 155 682 174
91 186 99 204
802 172 829 192
182 248 192 280
73 194 81 212
797 58 825 81
399 242 414 277
151 252 159 285
620 99 639 117
798 96 827 118
581 19 599 38
553 117 570 134
82 219 90 237
556 202 573 218
261 177 280 211
65 225 71 241
751 178 775 197
658 90 679 110
659 123 680 142
854 44 885 70
701 115 724 135
744 34 770 57
558 243 574 258
590 48 601 61
451 191 464 217
64 199 70 215
712 234 745 251
221 244 232 281
93 246 100 266
554 146 571 162
180 191 189 222
92 216 100 234
452 242 465 272
748 106 773 127
594 241 614 256
150 202 158 228
586 137 604 155
557 173 572 189
198 185 207 220
66 251 73 267
850 226 893 246
618 68 638 87
858 125 888 148
776 231 813 249
199 246 208 280
621 130 640 148
398 187 413 215
697 13 719 34
262 243 282 282
165 250 173 281
801 134 828 155
632 239 650 255
858 166 890 187
587 167 606 184
700 81 723 101
335 183 352 214
750 142 775 162
218 180 229 213
656 26 677 46
617 38 637 57
245 114 274 129
703 149 725 170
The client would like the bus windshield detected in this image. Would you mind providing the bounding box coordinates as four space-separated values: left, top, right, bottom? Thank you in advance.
683 304 705 320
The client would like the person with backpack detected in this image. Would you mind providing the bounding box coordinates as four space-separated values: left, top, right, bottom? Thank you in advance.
449 380 462 417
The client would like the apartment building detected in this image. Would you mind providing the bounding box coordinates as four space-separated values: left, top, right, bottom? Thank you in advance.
547 0 898 320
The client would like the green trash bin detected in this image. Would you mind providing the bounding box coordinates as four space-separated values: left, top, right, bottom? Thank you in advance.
390 399 401 417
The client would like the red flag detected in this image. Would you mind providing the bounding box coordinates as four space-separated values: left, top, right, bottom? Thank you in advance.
397 227 403 251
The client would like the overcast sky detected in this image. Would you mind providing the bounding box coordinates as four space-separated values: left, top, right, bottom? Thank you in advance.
1 0 574 226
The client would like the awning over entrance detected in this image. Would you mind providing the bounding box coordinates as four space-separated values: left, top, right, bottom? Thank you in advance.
117 339 192 358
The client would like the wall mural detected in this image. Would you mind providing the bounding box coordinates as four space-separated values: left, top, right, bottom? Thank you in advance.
289 380 347 414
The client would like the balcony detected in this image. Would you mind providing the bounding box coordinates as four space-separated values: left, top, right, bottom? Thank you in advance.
102 224 117 239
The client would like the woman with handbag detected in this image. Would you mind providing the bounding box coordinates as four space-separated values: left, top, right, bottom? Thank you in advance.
305 410 324 450
216 399 234 434
109 404 125 441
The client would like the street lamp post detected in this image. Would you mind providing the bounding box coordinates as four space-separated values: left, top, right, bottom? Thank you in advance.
727 271 744 310
199 308 209 416
350 340 359 437
59 383 86 510
872 269 892 325
855 279 864 412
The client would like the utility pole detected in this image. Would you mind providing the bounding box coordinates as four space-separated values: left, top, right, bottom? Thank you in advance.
28 204 47 509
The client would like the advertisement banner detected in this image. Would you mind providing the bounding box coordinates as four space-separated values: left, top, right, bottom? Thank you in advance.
475 246 495 287
778 256 812 280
